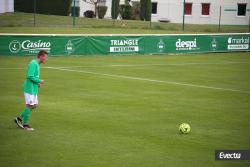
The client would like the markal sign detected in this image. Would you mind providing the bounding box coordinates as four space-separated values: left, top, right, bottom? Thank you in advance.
227 37 249 50
9 40 51 54
110 39 139 53
175 38 199 51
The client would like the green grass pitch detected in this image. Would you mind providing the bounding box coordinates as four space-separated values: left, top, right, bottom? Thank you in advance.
0 52 250 167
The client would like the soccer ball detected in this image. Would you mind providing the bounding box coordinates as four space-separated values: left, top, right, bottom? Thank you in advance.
179 123 191 134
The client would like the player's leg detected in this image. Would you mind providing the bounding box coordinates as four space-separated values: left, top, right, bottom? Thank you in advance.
20 105 37 131
22 94 38 131
22 104 36 131
15 93 38 131
14 116 24 128
15 105 34 129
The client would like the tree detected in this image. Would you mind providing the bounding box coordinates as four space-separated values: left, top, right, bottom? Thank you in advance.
120 0 132 20
140 0 151 21
111 0 120 19
97 6 108 19
120 4 132 20
131 1 140 20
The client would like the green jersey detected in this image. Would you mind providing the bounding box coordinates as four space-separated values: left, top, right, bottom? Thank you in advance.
23 59 42 95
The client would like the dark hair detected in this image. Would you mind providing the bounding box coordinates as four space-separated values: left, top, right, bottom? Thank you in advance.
37 50 48 57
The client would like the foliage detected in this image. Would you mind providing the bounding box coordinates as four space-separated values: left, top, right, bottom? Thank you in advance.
84 10 96 18
120 4 132 20
111 0 120 19
140 0 152 21
71 6 80 17
14 0 72 16
97 6 108 19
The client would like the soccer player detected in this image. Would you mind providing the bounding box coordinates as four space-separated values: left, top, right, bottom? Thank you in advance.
14 50 48 131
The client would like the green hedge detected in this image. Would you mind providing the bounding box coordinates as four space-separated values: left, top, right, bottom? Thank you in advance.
97 6 108 19
14 0 72 16
140 0 151 21
120 5 132 20
131 1 140 20
111 0 120 19
71 6 80 17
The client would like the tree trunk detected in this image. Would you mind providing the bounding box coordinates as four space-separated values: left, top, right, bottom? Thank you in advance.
94 2 97 18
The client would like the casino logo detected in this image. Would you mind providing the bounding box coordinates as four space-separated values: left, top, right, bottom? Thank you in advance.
9 39 51 54
9 40 21 53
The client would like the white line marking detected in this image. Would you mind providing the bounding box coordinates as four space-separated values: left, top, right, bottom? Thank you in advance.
0 67 24 70
44 61 250 69
0 61 249 70
0 33 249 36
47 67 250 94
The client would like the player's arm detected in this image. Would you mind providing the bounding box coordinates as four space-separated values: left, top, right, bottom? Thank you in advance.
38 80 44 88
27 63 42 84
